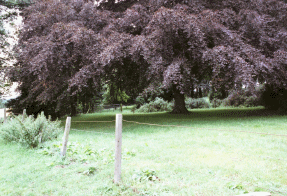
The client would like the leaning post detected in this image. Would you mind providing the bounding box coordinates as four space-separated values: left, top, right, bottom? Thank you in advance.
114 114 123 184
60 117 71 157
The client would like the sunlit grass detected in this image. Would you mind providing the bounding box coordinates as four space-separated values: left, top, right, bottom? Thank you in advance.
1 107 287 195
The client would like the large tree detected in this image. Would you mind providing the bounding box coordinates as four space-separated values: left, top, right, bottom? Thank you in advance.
88 0 287 113
8 0 106 117
9 0 287 116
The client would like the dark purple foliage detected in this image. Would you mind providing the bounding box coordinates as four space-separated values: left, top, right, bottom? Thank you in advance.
8 0 287 116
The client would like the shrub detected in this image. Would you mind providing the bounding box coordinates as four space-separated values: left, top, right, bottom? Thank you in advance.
222 91 246 107
136 97 173 113
211 98 224 108
222 88 261 107
208 89 228 101
185 98 211 109
131 105 137 113
135 88 173 109
135 96 146 109
0 112 62 148
94 103 104 112
244 95 260 107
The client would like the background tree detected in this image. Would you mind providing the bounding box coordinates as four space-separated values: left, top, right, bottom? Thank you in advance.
93 0 287 113
9 0 287 116
8 0 106 117
102 83 130 104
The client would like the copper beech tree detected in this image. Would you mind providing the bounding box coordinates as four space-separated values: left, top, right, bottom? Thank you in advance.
8 0 287 116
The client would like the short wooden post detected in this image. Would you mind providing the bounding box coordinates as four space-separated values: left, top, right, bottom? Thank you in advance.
61 117 71 157
22 109 26 121
3 108 7 123
114 114 122 184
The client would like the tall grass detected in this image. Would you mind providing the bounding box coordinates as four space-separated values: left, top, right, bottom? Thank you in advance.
0 107 287 195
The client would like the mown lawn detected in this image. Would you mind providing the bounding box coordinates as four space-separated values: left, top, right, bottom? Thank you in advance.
1 107 287 195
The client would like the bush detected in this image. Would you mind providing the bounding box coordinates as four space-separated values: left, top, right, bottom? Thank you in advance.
222 91 245 107
136 97 173 113
0 112 62 148
135 96 146 109
208 89 228 101
222 88 261 107
135 88 173 109
94 104 104 112
185 98 211 109
211 98 224 108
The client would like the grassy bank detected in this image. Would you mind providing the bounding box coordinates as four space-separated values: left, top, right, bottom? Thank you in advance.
1 107 287 195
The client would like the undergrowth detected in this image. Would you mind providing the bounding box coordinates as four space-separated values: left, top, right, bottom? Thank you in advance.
0 112 62 148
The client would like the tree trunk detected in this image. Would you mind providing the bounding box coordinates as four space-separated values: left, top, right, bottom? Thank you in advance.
195 88 198 98
220 88 228 99
70 96 77 116
190 84 194 98
171 86 189 114
198 87 203 98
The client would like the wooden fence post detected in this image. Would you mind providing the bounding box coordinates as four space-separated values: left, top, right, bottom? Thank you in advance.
3 108 6 123
61 117 71 157
22 109 26 121
114 114 122 184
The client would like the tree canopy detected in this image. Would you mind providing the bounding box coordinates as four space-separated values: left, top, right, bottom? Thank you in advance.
8 0 287 116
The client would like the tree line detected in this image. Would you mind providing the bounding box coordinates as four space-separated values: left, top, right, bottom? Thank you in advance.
5 0 287 117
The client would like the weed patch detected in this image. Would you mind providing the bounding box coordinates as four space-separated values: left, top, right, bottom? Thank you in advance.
0 112 62 148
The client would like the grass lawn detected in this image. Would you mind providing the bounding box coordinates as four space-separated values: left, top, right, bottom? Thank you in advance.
0 107 287 195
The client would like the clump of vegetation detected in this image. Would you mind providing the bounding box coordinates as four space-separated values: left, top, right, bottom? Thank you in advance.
135 96 146 109
132 169 159 182
222 88 261 107
130 105 137 113
102 83 130 105
136 97 173 113
0 112 62 148
135 88 170 109
185 98 211 109
82 166 97 176
211 98 224 108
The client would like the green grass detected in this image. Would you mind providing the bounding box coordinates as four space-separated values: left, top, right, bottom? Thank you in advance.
1 107 287 195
